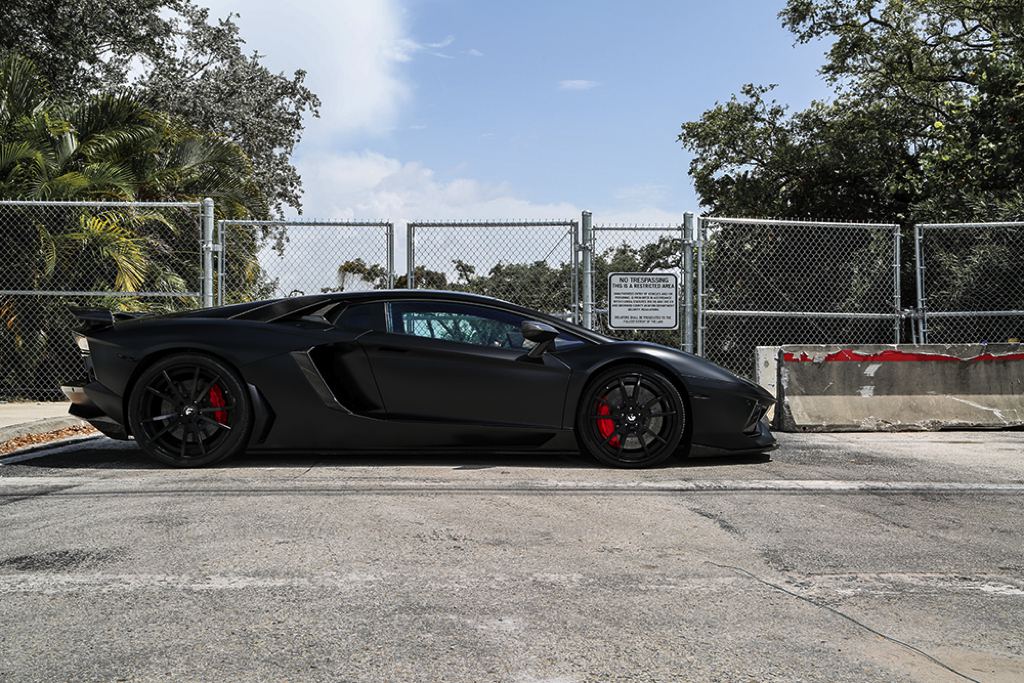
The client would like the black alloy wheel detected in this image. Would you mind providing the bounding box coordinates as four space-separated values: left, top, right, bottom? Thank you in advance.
576 364 686 468
127 353 252 467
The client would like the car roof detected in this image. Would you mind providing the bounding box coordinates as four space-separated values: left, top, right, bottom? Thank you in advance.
226 289 610 342
329 289 509 303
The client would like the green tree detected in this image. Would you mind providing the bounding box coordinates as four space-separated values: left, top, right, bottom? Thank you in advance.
326 259 390 293
396 266 449 290
679 0 1024 350
0 53 264 396
0 0 319 214
683 0 1024 222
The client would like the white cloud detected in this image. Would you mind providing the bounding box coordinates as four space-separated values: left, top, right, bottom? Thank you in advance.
466 48 484 57
293 152 578 224
293 152 679 226
202 0 416 139
393 34 457 61
559 79 600 91
250 152 682 294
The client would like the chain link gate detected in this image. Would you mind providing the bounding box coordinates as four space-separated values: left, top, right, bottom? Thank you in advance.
697 217 902 379
588 219 692 350
217 220 394 305
914 221 1024 344
405 220 579 322
0 199 207 400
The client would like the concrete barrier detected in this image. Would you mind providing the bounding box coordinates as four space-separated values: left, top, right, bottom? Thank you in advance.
771 344 1024 432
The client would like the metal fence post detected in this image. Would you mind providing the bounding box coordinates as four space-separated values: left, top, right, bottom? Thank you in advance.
571 221 580 324
695 216 705 356
581 211 593 329
216 219 225 306
386 222 395 288
406 223 416 289
893 225 901 344
682 212 695 353
914 224 928 343
201 197 214 308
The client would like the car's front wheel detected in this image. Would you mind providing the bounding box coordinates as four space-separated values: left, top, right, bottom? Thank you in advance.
127 353 253 467
576 365 686 468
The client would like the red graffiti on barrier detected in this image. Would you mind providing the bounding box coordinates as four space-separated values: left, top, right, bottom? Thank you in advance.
781 349 1024 363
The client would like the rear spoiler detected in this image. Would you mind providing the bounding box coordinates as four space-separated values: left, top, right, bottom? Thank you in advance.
68 306 147 332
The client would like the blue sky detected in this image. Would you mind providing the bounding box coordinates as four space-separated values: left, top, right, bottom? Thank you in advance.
205 0 833 223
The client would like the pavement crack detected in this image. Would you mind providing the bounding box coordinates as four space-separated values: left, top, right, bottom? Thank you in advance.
0 484 80 507
292 460 321 479
706 561 982 683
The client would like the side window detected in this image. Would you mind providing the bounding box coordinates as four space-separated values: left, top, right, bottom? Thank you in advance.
389 301 588 351
390 301 528 349
330 302 386 332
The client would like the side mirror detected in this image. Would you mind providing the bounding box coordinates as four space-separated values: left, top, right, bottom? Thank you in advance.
521 320 559 358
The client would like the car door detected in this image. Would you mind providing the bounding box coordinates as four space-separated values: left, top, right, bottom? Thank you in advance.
358 299 574 427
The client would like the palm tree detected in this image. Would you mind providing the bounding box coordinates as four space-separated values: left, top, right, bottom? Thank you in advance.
0 53 265 398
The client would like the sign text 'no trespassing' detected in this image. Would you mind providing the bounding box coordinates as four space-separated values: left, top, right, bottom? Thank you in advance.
607 272 679 330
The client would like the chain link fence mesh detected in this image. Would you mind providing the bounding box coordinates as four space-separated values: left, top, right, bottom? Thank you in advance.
699 217 900 379
917 222 1024 344
1 200 202 400
10 202 1020 400
591 224 687 348
218 221 394 305
407 221 579 321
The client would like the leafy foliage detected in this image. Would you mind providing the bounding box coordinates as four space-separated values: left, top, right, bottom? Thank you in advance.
0 53 266 397
678 0 1024 345
682 0 1024 223
0 0 319 214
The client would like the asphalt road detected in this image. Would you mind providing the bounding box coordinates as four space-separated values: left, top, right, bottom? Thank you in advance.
1 432 1023 682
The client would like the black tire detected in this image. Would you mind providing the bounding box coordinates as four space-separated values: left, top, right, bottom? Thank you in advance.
127 353 253 467
575 364 686 468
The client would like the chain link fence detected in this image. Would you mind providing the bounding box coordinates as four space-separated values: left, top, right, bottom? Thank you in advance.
1 200 204 399
698 217 901 379
590 222 688 348
915 222 1024 344
406 220 579 321
8 199 1021 402
218 220 394 305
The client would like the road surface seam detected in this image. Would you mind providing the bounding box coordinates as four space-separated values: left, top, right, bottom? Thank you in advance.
707 561 982 683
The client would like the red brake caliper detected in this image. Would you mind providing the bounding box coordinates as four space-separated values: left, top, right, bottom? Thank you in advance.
208 384 227 425
596 401 620 448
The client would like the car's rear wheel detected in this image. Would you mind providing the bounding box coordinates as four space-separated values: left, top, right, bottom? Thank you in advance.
127 353 252 467
576 365 686 468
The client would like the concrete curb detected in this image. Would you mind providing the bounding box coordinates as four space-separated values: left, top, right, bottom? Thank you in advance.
0 415 89 444
0 433 105 463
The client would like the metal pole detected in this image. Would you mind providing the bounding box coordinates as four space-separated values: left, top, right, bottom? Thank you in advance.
571 222 579 324
581 211 593 329
682 212 695 353
406 223 416 289
201 198 214 308
386 223 395 289
914 224 928 343
696 216 705 356
216 220 226 306
893 225 901 344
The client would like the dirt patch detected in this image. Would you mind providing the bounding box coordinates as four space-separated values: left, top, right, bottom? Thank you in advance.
0 424 97 456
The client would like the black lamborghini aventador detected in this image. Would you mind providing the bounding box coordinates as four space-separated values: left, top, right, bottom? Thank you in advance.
62 290 775 468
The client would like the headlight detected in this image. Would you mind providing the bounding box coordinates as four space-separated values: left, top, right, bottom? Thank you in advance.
74 333 90 356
